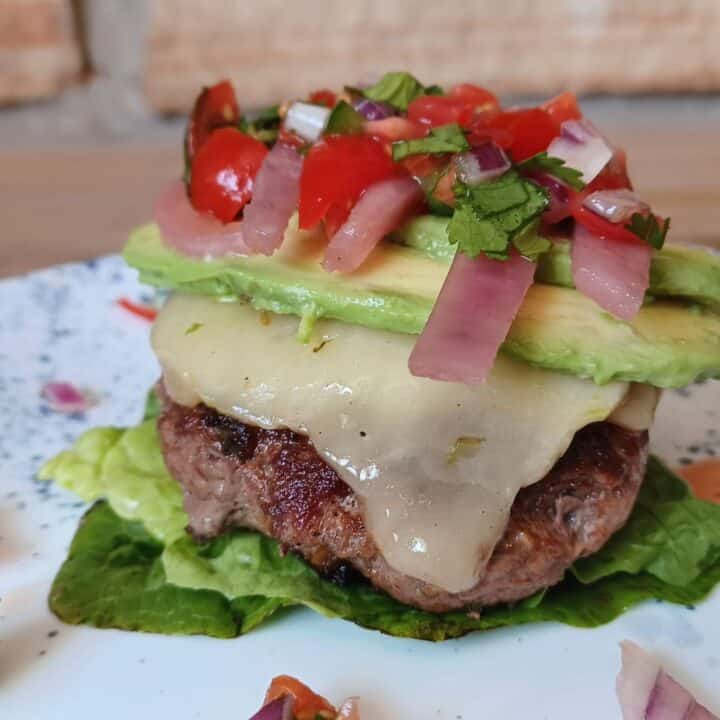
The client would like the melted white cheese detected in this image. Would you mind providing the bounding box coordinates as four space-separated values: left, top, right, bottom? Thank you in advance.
152 294 650 593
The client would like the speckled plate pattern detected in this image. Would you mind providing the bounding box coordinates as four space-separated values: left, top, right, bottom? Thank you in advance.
1 257 719 720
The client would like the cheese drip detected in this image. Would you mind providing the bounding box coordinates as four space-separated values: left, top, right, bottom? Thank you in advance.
153 294 648 593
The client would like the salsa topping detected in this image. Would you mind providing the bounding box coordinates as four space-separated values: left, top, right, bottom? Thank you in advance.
163 72 673 384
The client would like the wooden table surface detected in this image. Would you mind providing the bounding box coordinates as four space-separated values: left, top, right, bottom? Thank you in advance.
1 126 718 279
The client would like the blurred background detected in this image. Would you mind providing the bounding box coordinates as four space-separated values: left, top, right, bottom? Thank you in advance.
1 0 719 278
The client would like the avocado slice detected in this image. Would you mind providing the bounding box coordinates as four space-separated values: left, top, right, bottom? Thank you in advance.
124 222 720 388
394 215 720 309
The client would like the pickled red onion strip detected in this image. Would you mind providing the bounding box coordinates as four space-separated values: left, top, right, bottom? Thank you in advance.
572 223 650 321
154 181 248 257
243 143 303 255
323 176 423 273
409 250 536 384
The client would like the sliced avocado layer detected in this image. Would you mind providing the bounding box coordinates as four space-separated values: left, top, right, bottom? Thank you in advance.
124 223 720 387
395 215 720 308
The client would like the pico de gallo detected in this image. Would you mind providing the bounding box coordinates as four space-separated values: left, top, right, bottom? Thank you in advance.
249 675 360 720
155 71 671 385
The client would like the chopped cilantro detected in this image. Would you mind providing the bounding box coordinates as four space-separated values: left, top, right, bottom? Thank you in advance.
518 152 586 191
392 123 469 161
324 100 364 135
362 71 426 111
184 322 203 335
424 84 445 96
238 105 281 145
512 224 552 261
625 213 670 250
447 171 549 260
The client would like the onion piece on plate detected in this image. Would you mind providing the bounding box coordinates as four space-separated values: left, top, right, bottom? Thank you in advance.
527 172 572 224
617 641 718 720
243 143 304 255
409 249 536 384
154 181 249 257
571 223 651 321
546 119 613 184
323 175 423 273
248 695 295 720
41 382 96 414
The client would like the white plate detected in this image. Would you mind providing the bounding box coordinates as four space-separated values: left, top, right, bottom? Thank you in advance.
1 257 718 720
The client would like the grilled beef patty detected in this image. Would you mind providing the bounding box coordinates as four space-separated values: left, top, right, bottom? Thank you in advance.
157 386 648 613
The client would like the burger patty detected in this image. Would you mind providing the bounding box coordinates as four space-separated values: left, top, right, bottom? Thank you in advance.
157 386 649 613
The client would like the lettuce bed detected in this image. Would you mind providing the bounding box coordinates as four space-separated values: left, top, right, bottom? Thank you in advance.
40 410 720 641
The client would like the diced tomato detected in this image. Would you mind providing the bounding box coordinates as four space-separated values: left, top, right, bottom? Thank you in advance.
298 134 403 230
433 167 457 206
399 153 446 179
542 91 582 131
278 126 307 150
408 84 498 128
264 675 336 720
185 80 239 161
587 150 632 192
189 127 268 222
308 89 336 108
571 206 642 243
471 108 557 162
363 117 427 142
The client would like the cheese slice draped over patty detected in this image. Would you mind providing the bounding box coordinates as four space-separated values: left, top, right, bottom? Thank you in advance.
153 293 654 593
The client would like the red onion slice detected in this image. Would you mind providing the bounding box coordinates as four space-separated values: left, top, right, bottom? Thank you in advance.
323 175 423 273
572 223 650 321
154 181 249 258
243 143 303 255
583 189 650 224
41 382 96 414
409 250 536 384
353 98 395 120
248 696 295 720
527 172 572 224
454 142 510 185
546 119 613 184
617 642 718 720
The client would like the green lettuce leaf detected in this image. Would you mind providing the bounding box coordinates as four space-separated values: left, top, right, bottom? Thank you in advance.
50 501 284 637
43 417 720 641
573 456 720 586
40 419 186 544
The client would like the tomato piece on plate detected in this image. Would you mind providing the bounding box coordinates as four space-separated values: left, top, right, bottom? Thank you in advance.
298 134 402 230
308 88 337 108
472 108 557 162
264 675 336 720
408 84 498 128
189 127 269 222
185 80 239 161
542 91 582 131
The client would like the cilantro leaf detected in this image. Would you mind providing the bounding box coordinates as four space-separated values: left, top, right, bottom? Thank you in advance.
324 100 364 135
448 171 549 260
625 213 671 250
362 71 426 111
392 123 469 161
512 224 552 261
238 105 281 145
518 152 586 191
